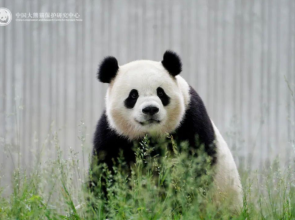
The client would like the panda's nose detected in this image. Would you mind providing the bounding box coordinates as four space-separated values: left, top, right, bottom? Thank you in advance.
142 106 159 116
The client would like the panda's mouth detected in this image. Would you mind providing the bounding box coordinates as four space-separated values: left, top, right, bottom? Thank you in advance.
136 119 161 126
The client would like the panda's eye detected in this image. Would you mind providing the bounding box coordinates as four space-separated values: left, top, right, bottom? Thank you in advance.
157 87 165 97
157 87 170 106
130 90 138 99
158 90 164 97
125 89 139 109
131 93 138 99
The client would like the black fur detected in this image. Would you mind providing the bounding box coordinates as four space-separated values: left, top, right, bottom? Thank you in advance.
91 112 135 168
157 87 170 106
89 86 216 196
161 51 182 76
97 57 119 83
124 89 139 109
174 86 216 163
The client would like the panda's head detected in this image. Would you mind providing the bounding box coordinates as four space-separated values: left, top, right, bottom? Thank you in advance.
98 51 190 140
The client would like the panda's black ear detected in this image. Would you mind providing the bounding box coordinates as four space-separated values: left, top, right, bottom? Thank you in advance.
97 56 119 83
161 50 182 77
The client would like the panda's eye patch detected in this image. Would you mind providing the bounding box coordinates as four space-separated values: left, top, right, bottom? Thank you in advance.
157 87 170 106
124 89 139 109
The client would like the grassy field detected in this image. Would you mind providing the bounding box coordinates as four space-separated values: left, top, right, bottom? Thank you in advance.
0 132 295 220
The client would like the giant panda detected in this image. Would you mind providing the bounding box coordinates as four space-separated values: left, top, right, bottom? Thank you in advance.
89 50 243 211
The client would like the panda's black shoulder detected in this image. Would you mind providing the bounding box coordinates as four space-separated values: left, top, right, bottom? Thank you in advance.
175 86 216 162
93 111 135 168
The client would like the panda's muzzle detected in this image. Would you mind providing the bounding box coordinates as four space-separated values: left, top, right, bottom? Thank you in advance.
135 105 161 125
136 106 161 125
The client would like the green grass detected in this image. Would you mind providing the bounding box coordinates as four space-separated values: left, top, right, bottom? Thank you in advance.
0 131 295 220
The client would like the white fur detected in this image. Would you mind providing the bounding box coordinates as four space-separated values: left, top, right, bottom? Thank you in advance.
175 75 190 108
211 121 243 211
